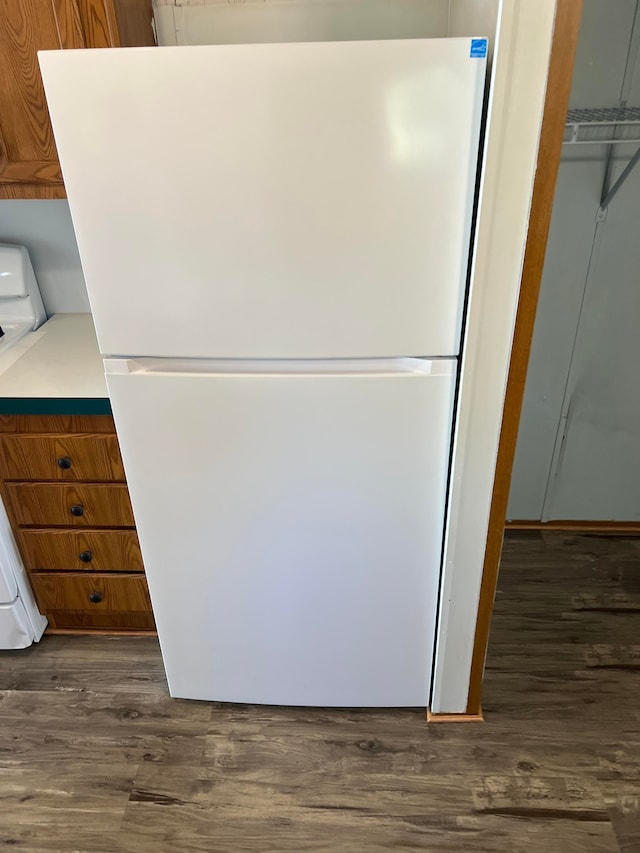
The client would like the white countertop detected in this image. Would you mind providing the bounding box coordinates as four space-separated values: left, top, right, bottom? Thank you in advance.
0 314 107 400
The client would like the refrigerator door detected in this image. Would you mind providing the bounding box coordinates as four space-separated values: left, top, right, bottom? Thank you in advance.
40 40 485 359
105 357 456 705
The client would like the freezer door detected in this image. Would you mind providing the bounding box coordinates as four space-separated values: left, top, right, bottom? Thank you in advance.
40 40 485 359
106 357 456 706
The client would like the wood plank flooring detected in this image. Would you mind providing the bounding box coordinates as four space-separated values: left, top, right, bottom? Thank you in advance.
0 531 638 851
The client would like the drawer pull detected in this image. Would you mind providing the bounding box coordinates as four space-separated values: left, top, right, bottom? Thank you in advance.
70 504 85 517
57 456 72 470
88 591 103 604
79 550 93 563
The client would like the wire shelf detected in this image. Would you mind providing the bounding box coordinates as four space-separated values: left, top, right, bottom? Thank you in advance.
563 106 640 210
567 106 640 124
564 106 640 144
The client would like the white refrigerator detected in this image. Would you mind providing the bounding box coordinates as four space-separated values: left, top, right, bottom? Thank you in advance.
40 37 485 706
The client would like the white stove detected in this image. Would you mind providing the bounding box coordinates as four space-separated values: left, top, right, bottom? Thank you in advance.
0 244 47 648
0 244 46 349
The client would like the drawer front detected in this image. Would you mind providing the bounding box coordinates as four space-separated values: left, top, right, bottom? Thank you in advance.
0 434 125 481
45 610 156 631
7 483 135 527
30 572 152 613
21 530 144 572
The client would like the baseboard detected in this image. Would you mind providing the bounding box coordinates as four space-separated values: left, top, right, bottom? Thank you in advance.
426 707 484 723
506 520 640 533
45 628 157 637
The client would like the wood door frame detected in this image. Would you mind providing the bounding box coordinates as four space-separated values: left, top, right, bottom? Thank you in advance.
465 0 583 715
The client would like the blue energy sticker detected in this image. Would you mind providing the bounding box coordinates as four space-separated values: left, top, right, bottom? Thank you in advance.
470 38 487 58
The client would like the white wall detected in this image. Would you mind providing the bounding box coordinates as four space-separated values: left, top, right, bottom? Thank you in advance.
154 0 505 50
0 200 89 315
448 0 500 58
543 148 640 521
508 0 640 521
154 0 450 44
506 150 604 519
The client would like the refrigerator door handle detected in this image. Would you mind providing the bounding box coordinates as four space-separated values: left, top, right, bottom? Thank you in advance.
104 357 455 378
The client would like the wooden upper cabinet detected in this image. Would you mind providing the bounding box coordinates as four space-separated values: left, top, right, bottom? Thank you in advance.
0 0 154 199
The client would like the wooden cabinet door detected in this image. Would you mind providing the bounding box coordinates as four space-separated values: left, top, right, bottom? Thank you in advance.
0 0 154 199
0 1 66 198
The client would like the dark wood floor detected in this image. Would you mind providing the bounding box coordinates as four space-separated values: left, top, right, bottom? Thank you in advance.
1 531 639 852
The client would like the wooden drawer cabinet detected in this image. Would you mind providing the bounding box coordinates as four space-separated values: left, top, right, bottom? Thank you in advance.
0 434 126 481
30 573 154 631
0 414 154 632
21 530 143 572
6 482 135 527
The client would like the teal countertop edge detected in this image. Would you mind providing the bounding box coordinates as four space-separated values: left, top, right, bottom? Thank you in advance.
0 398 112 416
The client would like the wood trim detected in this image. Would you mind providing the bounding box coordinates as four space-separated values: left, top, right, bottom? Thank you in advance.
427 708 484 724
507 520 640 533
466 0 583 716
